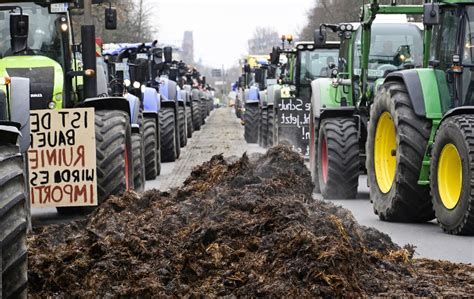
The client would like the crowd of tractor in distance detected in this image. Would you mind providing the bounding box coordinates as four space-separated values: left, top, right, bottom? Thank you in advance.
236 0 474 237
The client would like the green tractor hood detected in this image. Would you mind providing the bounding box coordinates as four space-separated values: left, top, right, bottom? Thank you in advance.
0 55 64 110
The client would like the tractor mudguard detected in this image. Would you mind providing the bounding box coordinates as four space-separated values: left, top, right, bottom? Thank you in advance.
311 78 341 119
9 77 30 153
267 84 281 106
143 87 160 114
78 96 131 118
440 106 474 124
259 90 268 107
0 122 21 146
126 93 141 126
385 69 444 119
160 77 178 102
245 86 259 104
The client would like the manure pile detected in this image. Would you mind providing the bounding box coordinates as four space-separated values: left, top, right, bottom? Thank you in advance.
29 146 473 297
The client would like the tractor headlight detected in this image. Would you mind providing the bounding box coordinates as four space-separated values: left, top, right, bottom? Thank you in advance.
340 24 346 31
141 84 146 93
124 79 131 87
133 81 141 89
48 102 56 109
346 24 353 31
60 23 68 32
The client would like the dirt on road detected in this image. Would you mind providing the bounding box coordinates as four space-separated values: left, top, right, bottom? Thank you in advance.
28 145 473 297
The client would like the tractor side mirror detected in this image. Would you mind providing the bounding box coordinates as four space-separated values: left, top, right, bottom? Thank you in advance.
10 14 29 53
423 3 440 26
105 7 117 30
164 46 173 63
314 29 327 46
271 46 280 65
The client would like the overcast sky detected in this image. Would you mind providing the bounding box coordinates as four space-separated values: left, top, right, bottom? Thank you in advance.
144 0 315 68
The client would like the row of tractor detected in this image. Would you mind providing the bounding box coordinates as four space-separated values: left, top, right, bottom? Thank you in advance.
0 0 216 297
239 0 474 236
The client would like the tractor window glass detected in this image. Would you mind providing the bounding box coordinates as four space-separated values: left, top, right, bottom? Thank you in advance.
461 6 474 105
430 7 458 70
0 3 62 60
353 23 423 79
298 48 338 84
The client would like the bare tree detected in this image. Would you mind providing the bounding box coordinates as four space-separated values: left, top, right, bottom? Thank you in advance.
248 27 280 55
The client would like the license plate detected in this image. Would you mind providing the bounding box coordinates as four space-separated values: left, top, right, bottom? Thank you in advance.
137 53 148 60
50 3 68 13
115 63 125 71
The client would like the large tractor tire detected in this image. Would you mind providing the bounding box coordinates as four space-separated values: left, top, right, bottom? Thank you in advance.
267 108 275 147
1 144 27 299
244 103 259 143
318 117 359 199
160 107 178 162
95 110 133 202
309 111 321 194
144 116 158 180
430 115 474 235
132 131 145 192
201 101 207 125
156 119 161 176
192 101 201 131
178 106 187 147
186 107 193 139
259 109 268 148
367 82 434 222
57 110 133 215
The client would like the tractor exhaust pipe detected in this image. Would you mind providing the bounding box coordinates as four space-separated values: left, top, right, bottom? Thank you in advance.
81 0 97 99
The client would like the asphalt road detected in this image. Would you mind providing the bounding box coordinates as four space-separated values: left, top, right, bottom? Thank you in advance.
32 107 473 264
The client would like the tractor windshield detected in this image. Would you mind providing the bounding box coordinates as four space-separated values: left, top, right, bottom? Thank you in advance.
354 23 423 79
298 48 339 84
0 3 62 61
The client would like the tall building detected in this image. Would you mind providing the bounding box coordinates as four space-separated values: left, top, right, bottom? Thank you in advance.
182 31 194 63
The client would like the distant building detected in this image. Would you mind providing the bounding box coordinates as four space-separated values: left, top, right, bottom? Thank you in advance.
182 31 194 63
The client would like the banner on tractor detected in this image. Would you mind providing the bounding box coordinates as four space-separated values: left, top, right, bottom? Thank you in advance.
28 108 98 208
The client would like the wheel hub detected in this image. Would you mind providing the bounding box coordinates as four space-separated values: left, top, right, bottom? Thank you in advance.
374 112 397 193
437 143 462 209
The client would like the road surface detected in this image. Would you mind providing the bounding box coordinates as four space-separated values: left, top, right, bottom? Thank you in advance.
32 107 473 264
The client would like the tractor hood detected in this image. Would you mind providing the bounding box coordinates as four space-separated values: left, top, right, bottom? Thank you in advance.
0 55 63 110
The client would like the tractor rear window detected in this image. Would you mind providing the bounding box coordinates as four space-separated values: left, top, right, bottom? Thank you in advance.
298 48 339 84
353 23 423 79
0 3 62 60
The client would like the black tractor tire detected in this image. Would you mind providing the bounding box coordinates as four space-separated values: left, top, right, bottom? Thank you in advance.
1 144 27 299
57 110 133 213
156 119 161 176
267 108 275 147
318 117 359 199
178 106 187 147
201 101 207 125
260 109 268 148
430 115 474 235
186 107 193 139
192 101 201 131
144 116 158 180
367 82 434 222
160 107 178 162
132 131 145 192
244 103 259 143
309 111 321 194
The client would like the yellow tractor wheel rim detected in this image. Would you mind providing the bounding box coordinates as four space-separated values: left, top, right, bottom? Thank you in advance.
437 144 462 209
374 112 397 194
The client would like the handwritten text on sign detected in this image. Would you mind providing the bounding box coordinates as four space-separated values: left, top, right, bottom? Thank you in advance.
28 108 97 207
277 97 311 156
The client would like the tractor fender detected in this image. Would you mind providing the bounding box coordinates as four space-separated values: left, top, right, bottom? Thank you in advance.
191 88 200 102
79 96 131 118
311 77 340 119
9 77 30 153
143 87 160 113
0 122 21 147
126 93 141 126
245 86 259 104
440 106 474 124
159 77 178 102
259 90 267 107
384 70 426 117
267 84 281 106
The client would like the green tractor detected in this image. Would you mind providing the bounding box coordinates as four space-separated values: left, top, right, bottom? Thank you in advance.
270 41 339 157
310 2 424 198
0 77 30 297
367 0 474 235
0 0 133 214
